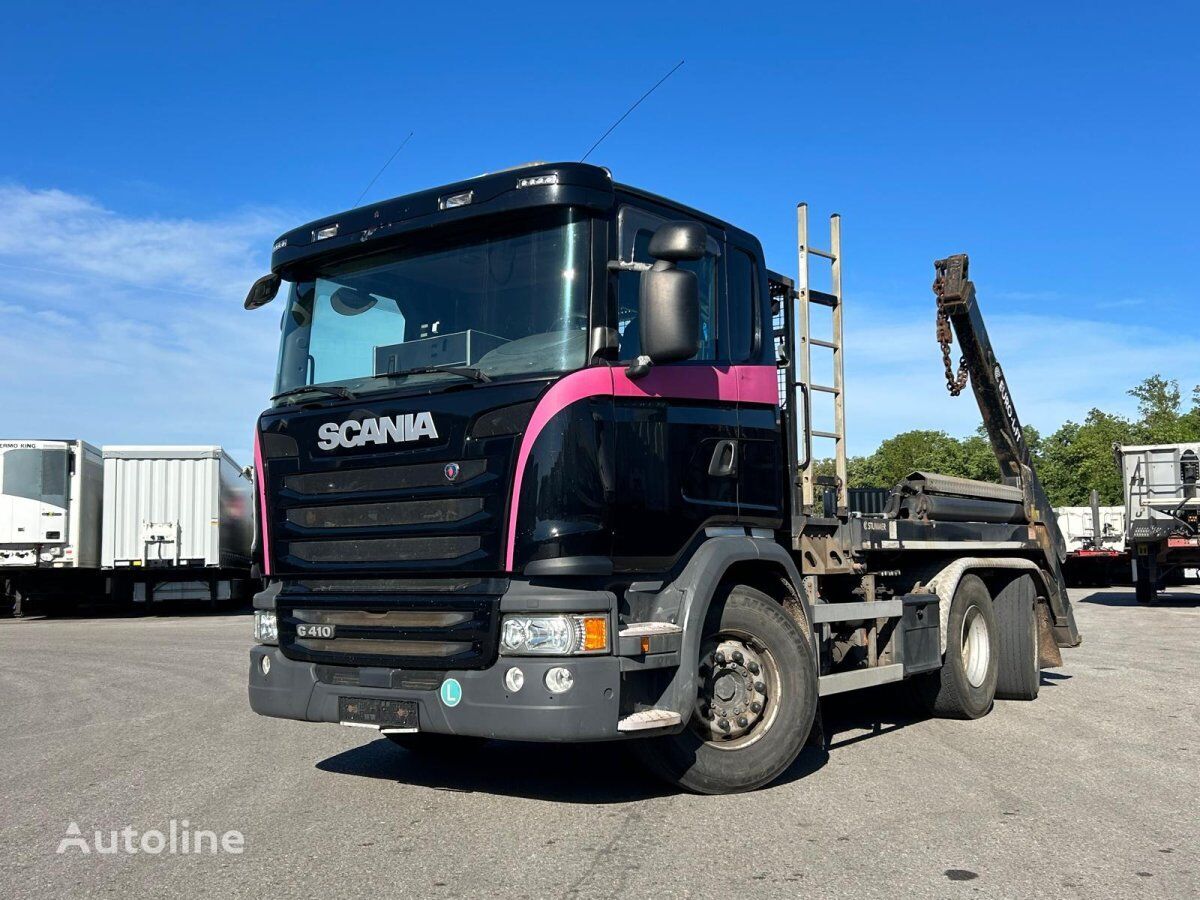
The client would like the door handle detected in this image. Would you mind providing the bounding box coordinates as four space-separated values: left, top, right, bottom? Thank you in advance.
708 440 738 477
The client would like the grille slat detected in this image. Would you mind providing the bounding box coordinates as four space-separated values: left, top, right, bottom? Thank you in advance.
284 460 486 495
287 498 484 529
289 535 481 563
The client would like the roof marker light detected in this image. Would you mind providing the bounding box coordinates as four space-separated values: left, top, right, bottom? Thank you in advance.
440 190 473 210
313 224 339 241
517 174 558 189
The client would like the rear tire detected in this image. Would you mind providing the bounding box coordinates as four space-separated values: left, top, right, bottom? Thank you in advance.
913 574 998 719
630 583 818 794
993 575 1040 701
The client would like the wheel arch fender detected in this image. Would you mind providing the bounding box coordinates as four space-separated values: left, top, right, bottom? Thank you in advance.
651 536 816 723
921 557 1054 657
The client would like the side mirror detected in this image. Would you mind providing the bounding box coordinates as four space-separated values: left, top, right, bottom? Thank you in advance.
631 222 704 375
244 273 281 310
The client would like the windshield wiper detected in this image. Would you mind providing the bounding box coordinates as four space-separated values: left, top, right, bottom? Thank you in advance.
271 384 356 403
382 365 492 384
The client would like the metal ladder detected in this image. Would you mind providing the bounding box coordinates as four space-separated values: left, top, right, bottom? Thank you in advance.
797 203 847 515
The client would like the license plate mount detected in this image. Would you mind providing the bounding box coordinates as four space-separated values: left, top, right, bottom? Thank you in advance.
338 696 419 731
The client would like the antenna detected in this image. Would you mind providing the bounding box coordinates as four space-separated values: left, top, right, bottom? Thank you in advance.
354 131 415 207
580 59 685 163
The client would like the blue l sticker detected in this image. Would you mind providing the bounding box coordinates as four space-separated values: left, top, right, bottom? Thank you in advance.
440 677 462 708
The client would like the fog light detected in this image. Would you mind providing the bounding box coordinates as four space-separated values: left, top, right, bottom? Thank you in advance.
260 654 271 676
504 667 524 692
544 666 573 694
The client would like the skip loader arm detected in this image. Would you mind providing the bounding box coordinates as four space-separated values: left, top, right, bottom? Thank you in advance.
934 254 1082 647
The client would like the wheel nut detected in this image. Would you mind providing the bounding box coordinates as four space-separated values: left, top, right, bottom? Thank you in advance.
732 650 744 664
714 651 726 665
755 680 766 694
750 701 762 714
737 716 748 728
748 661 760 675
718 718 731 732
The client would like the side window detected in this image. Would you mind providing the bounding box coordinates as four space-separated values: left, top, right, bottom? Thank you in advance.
616 226 719 362
726 248 757 363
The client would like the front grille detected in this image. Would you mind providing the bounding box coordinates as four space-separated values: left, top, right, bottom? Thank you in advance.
290 535 481 563
267 453 505 573
279 594 499 669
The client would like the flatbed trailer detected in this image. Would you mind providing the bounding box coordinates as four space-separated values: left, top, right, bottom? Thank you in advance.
244 163 1080 793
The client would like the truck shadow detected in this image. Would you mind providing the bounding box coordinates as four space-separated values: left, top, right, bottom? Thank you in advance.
1078 589 1200 609
315 686 938 801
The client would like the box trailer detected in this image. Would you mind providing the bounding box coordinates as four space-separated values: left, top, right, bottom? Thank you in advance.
1055 490 1127 586
102 445 254 605
1117 442 1200 602
1 439 104 614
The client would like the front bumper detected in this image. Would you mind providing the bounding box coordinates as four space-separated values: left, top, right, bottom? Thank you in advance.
248 645 622 741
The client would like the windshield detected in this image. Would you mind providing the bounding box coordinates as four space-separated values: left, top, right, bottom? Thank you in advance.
274 211 591 401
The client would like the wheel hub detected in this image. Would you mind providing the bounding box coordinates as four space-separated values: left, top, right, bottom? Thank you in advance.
695 638 769 741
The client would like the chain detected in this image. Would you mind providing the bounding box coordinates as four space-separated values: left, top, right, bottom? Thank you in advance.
933 266 969 396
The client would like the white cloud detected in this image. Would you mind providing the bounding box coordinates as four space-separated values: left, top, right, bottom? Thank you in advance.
0 186 295 464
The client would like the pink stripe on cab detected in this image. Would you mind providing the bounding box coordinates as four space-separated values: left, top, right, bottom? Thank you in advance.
503 364 778 572
253 427 272 576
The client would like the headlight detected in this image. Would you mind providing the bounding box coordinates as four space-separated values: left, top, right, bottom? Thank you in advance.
499 614 608 656
254 611 278 645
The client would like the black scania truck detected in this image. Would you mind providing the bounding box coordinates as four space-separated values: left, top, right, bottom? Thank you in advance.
245 162 1081 793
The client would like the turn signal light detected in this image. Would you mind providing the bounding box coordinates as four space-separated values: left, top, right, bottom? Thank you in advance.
581 616 608 653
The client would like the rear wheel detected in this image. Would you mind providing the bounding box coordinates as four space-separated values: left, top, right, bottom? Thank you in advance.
631 584 818 794
993 575 1040 701
913 573 998 719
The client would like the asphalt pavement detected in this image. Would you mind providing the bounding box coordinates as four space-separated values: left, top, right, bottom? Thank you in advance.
1 587 1197 899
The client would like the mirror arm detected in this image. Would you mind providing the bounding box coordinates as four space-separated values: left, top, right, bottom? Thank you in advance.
625 355 654 380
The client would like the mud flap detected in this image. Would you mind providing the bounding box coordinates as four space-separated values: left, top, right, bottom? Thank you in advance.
1036 602 1063 669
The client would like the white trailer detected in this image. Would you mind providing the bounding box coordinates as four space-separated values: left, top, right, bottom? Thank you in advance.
102 445 254 605
1116 442 1200 602
0 439 104 614
1055 499 1126 586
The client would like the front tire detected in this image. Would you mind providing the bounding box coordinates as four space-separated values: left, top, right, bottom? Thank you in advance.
631 584 818 794
914 573 998 719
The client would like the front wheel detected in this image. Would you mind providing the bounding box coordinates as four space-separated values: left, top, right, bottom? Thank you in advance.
630 584 818 794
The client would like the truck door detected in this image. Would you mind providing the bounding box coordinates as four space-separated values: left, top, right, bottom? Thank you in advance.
610 206 739 569
726 241 784 527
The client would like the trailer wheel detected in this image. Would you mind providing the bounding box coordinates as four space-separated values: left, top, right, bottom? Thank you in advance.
385 733 488 757
630 584 817 794
1134 557 1157 604
913 573 998 719
993 575 1040 701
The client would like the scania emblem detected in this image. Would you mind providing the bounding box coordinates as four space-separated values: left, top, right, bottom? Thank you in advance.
444 462 461 482
316 412 438 451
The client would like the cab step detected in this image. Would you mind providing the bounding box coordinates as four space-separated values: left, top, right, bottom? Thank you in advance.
617 709 683 732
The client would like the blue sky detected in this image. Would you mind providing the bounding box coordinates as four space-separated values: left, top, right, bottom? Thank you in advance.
1 2 1197 463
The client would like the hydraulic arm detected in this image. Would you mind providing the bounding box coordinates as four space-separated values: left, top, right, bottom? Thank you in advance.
933 254 1082 646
